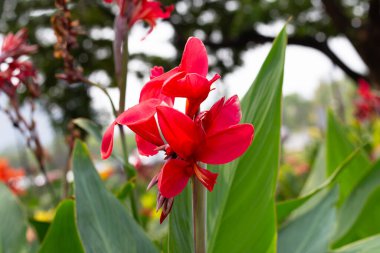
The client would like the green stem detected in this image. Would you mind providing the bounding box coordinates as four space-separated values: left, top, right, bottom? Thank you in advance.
192 173 207 253
116 31 140 223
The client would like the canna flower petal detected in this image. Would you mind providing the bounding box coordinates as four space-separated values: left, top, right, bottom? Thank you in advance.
196 124 254 165
156 106 203 159
101 122 117 159
194 164 218 192
116 99 164 147
201 95 242 136
179 37 208 76
135 134 158 156
158 159 193 198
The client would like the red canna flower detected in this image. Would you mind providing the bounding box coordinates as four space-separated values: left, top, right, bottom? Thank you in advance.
0 29 38 98
0 159 25 195
104 0 174 36
156 96 254 198
354 79 380 121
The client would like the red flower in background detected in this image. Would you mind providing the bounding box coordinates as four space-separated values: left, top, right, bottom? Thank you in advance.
0 29 38 98
355 79 380 121
0 159 25 195
104 0 174 36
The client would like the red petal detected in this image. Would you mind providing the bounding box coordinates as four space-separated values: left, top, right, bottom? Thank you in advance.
202 95 242 135
158 159 193 198
116 99 164 146
163 73 212 99
180 37 208 76
159 198 174 224
194 164 218 192
196 124 254 164
157 106 203 159
136 134 158 156
101 122 116 159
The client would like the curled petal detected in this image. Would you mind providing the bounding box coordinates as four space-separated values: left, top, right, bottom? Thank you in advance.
160 197 174 224
180 37 208 76
101 122 117 159
116 99 163 146
157 106 203 159
201 95 242 135
194 164 218 192
136 134 158 156
158 159 193 198
196 124 254 165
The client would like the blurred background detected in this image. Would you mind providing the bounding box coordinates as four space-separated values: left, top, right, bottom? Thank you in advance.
1 0 379 230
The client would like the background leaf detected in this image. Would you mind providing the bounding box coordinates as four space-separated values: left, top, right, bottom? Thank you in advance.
330 235 380 253
326 111 371 204
168 184 193 253
0 183 27 253
208 26 287 253
278 188 338 253
72 118 103 142
39 200 84 253
72 140 158 253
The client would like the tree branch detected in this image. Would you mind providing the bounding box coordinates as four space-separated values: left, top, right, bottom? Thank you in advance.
203 30 368 83
321 0 351 36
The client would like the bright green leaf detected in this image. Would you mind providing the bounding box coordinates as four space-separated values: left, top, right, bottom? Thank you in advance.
208 26 287 253
72 140 158 253
39 200 84 253
278 188 338 253
0 183 27 253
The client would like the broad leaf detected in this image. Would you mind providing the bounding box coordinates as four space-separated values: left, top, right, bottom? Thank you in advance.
0 183 27 253
168 184 193 253
72 140 158 253
208 27 287 253
277 145 362 224
39 200 84 253
301 144 326 195
326 111 371 204
278 187 338 253
333 161 380 247
330 235 380 253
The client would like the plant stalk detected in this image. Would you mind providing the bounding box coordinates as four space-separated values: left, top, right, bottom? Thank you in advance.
192 174 207 253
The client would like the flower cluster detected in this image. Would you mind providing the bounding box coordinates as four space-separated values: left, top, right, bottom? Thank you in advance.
51 0 84 83
355 79 380 121
104 0 174 36
0 158 25 195
0 29 39 98
101 37 254 222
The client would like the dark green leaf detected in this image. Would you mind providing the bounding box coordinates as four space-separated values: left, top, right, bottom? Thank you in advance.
0 183 27 253
208 26 287 253
29 218 50 243
72 140 158 253
39 200 84 253
72 118 103 142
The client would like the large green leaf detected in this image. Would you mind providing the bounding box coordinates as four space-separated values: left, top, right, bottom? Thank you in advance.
326 111 371 204
168 184 193 253
72 140 158 253
330 235 380 253
278 187 338 253
0 183 27 253
333 161 380 247
39 200 84 253
277 145 362 224
208 27 287 253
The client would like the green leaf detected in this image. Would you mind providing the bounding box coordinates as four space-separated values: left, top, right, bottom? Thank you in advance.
39 200 84 253
72 140 158 253
278 187 338 253
0 183 27 253
277 144 363 224
72 118 103 142
208 26 287 253
333 161 380 247
301 144 326 195
326 111 371 204
168 184 193 253
29 218 50 243
330 235 380 253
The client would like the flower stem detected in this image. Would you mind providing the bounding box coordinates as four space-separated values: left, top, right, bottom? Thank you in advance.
192 174 207 253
